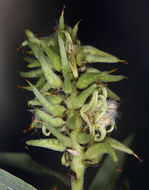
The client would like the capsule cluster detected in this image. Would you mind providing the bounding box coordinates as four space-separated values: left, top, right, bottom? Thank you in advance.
19 10 142 168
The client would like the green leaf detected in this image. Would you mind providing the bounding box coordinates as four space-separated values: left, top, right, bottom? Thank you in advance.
0 168 37 190
0 152 70 186
89 134 134 190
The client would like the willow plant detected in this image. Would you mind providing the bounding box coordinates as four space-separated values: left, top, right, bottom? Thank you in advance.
19 9 142 190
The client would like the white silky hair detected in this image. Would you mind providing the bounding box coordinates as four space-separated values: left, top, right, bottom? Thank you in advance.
97 99 119 128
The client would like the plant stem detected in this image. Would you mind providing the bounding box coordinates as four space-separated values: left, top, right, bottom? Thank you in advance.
71 154 85 190
70 113 86 190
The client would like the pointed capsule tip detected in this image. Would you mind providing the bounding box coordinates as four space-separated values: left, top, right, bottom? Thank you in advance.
25 145 29 150
23 126 34 133
25 79 32 86
125 76 130 80
108 68 118 74
116 162 122 173
121 60 128 64
62 5 66 13
120 98 124 103
17 85 27 89
54 26 59 31
103 82 109 87
124 61 128 65
77 19 83 25
52 186 58 190
116 168 122 173
133 153 143 163
24 26 28 30
17 47 21 52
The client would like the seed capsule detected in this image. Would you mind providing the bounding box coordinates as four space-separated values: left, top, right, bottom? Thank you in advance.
41 39 62 72
26 138 66 152
74 83 97 109
23 57 40 68
77 72 125 89
82 45 125 63
20 68 42 78
26 80 66 117
71 19 81 42
25 29 63 88
85 143 118 166
34 108 65 127
103 137 143 162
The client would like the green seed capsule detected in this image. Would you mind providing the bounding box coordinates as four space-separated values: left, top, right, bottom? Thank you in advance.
59 7 65 30
27 81 65 117
103 137 134 155
38 50 63 88
43 121 72 147
20 40 28 47
28 94 64 106
23 57 40 68
28 99 40 106
77 133 91 144
25 30 62 88
86 67 100 73
61 152 72 167
85 68 120 100
41 35 58 47
41 39 62 72
39 82 51 93
77 72 125 89
80 90 99 132
21 34 58 48
23 76 45 95
19 68 42 78
82 45 125 63
58 32 72 94
71 20 81 42
26 138 66 152
74 83 97 109
63 31 78 78
35 75 46 89
106 87 120 101
25 29 40 46
76 45 83 67
45 94 64 105
62 73 72 94
27 62 40 68
67 111 78 129
30 42 62 88
85 143 118 165
58 32 71 75
34 108 65 127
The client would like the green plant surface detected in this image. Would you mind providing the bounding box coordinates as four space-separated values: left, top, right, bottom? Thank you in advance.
0 169 37 190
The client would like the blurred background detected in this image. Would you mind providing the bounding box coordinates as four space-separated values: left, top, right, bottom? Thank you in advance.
0 0 148 189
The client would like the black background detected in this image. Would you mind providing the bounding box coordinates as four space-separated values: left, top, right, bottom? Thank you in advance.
0 0 148 189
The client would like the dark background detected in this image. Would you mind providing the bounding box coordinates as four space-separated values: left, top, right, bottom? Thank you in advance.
0 0 148 189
